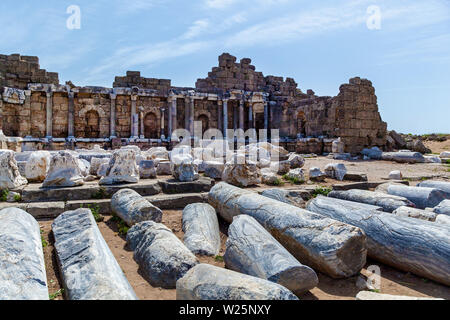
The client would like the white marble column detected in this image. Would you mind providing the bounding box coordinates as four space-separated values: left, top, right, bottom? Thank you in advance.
168 96 173 139
264 101 269 130
223 99 228 138
67 92 75 139
0 95 3 135
248 102 254 129
131 95 138 138
233 102 238 130
139 106 145 139
110 94 117 138
160 108 166 140
46 91 53 139
239 99 244 131
184 97 190 133
189 97 195 137
217 100 223 134
24 90 32 138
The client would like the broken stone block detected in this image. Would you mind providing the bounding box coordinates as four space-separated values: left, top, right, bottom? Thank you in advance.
324 163 347 181
362 147 383 160
225 215 318 295
53 209 137 300
182 203 220 256
156 161 171 176
0 150 28 189
436 214 450 225
77 158 90 177
332 138 345 154
387 185 446 209
127 221 198 289
24 151 51 182
147 147 169 161
393 206 437 221
285 168 305 182
261 169 279 185
222 156 261 187
0 208 48 300
418 180 450 199
99 149 140 185
433 200 450 216
176 264 298 300
309 167 326 182
389 170 402 180
381 151 425 164
260 188 305 208
270 160 290 175
171 154 199 182
90 157 109 176
42 151 84 188
139 160 157 179
203 161 225 179
288 153 305 169
111 189 163 227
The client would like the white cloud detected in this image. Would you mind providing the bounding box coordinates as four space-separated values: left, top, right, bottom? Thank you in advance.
205 0 237 9
182 19 210 39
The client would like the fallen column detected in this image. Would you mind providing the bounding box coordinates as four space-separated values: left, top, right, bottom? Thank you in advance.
387 185 446 209
436 215 450 225
225 215 318 295
418 180 450 198
0 208 48 300
356 291 443 300
393 206 436 221
208 182 367 279
182 203 221 256
176 264 298 300
111 189 163 227
127 221 198 289
328 189 415 213
433 200 450 216
307 196 450 286
52 209 138 300
381 151 425 164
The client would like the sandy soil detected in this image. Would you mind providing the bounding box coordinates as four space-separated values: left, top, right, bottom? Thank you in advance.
424 139 450 154
40 208 450 301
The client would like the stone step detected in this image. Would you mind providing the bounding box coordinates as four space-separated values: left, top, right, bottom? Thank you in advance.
0 193 209 219
19 177 214 203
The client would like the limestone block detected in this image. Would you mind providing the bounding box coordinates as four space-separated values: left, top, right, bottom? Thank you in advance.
436 214 450 225
288 153 305 169
111 189 163 227
89 157 109 176
24 151 51 182
332 138 345 154
222 157 261 187
261 169 279 185
182 203 220 256
139 160 157 179
77 158 90 177
171 155 199 182
156 161 171 176
270 160 290 175
204 161 225 179
225 215 318 294
176 264 298 300
393 206 437 221
42 151 84 188
147 147 169 161
286 168 305 182
127 221 198 288
53 209 137 300
389 170 402 180
324 163 347 181
309 167 326 182
0 150 28 189
0 208 48 300
99 149 139 185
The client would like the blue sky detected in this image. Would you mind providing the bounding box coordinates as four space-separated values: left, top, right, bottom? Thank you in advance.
1 0 449 134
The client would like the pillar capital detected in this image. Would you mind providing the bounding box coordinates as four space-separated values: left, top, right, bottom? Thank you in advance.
110 93 117 100
131 95 138 101
46 91 53 98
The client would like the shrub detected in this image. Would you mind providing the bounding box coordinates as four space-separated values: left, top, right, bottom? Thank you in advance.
312 187 332 198
91 187 108 200
49 289 64 300
0 189 9 202
282 174 304 185
111 215 129 236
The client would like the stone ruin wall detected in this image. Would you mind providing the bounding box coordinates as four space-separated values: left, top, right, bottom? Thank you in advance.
0 52 388 154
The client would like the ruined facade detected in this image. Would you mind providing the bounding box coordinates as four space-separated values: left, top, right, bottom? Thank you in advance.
0 53 387 153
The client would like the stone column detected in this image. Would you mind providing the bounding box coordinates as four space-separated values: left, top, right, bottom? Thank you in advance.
131 95 138 138
67 92 75 139
168 96 173 139
233 102 238 130
189 97 195 137
0 94 3 135
171 97 177 134
160 108 166 140
184 97 190 133
110 94 117 138
46 91 53 139
248 102 254 129
138 107 145 139
23 90 32 138
264 101 269 130
217 100 223 134
239 99 244 131
223 99 228 138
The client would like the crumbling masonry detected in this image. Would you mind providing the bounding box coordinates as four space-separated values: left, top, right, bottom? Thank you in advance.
0 52 387 153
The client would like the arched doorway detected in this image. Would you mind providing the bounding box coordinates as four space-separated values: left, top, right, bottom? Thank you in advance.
144 112 158 139
297 111 306 138
85 110 100 138
198 115 209 135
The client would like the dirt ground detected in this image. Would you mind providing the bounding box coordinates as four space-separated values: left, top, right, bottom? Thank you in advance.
424 139 450 154
39 208 450 301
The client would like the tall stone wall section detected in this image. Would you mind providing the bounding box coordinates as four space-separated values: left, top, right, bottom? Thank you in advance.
0 54 59 90
113 71 171 94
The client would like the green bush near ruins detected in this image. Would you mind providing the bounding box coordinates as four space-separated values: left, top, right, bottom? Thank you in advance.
80 203 104 223
111 215 129 236
282 174 304 185
0 189 9 202
312 187 332 198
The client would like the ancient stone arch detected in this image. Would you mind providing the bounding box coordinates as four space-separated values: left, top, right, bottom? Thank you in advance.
196 112 210 135
296 109 307 137
85 110 100 138
79 105 106 118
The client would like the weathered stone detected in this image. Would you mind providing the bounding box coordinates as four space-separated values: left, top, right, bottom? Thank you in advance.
111 189 162 227
99 149 140 185
361 147 382 160
171 154 199 182
328 189 415 213
24 151 51 182
433 200 450 216
406 139 431 154
389 131 407 149
261 169 279 185
418 180 450 199
307 196 450 286
6 191 20 202
309 167 326 182
344 172 368 182
288 153 305 169
0 208 48 300
42 151 84 188
332 153 351 161
0 150 28 189
387 185 446 209
393 206 436 221
381 151 425 164
97 162 109 177
389 170 402 180
127 221 198 288
139 160 157 179
182 203 220 256
89 157 109 176
324 163 347 181
270 160 290 175
77 158 90 177
209 182 367 278
261 188 305 208
203 161 225 179
332 138 345 154
440 151 450 159
53 209 137 300
436 214 450 225
424 155 442 163
285 168 305 182
156 161 171 176
356 291 443 301
222 156 261 187
147 147 169 161
176 264 298 300
225 215 318 295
